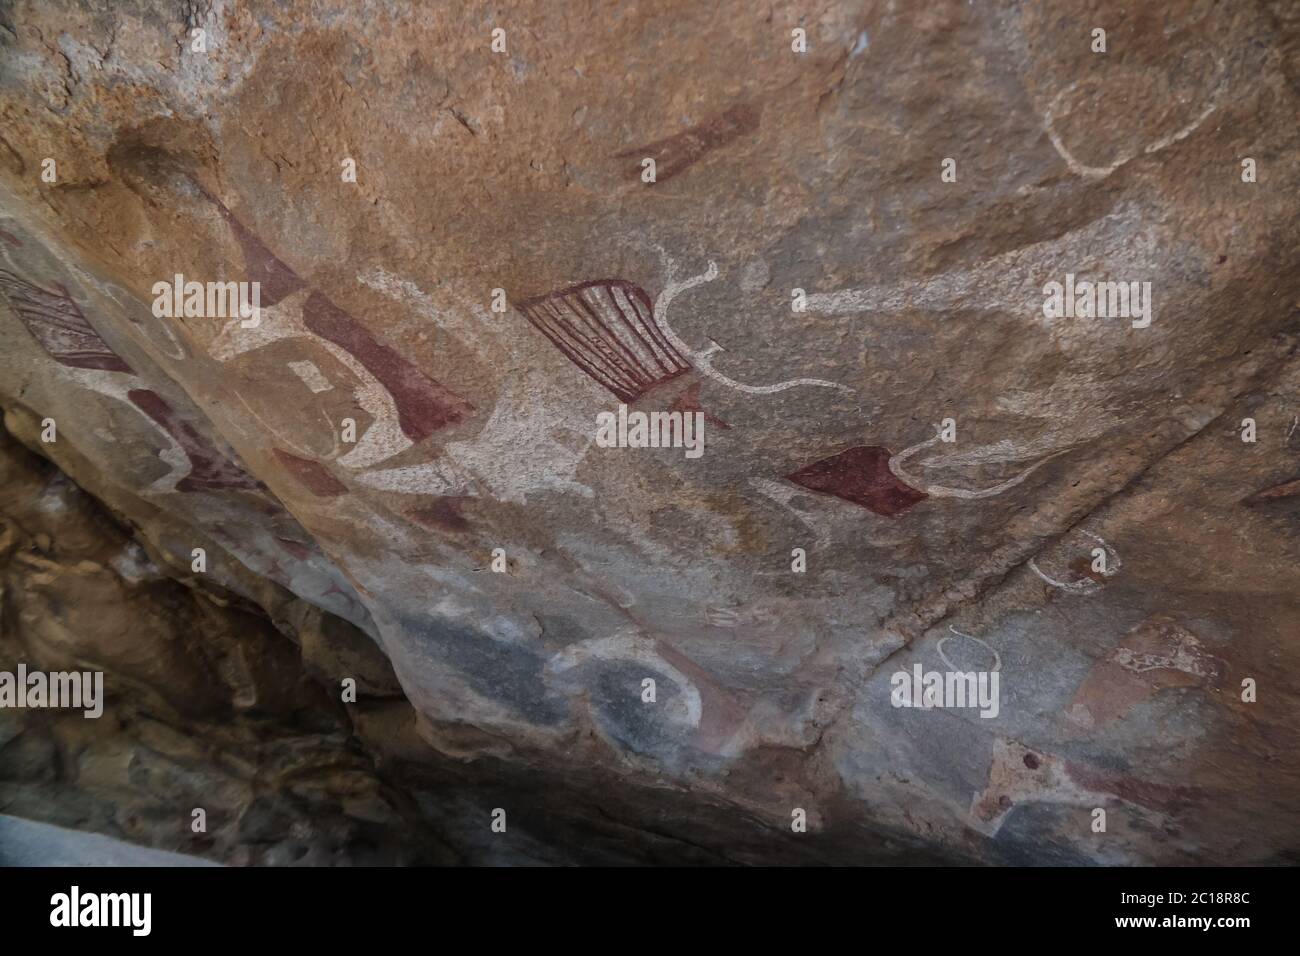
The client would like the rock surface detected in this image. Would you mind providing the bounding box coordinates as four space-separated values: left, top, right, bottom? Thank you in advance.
0 813 219 866
0 0 1298 864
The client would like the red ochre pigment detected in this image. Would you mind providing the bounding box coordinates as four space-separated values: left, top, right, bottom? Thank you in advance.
786 446 928 517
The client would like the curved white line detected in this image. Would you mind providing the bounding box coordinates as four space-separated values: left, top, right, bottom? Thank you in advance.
748 477 835 551
889 432 1067 500
1041 56 1226 181
938 626 1002 673
653 259 852 395
1028 531 1119 592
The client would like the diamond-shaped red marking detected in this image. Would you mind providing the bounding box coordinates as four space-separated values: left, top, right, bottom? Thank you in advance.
786 446 927 516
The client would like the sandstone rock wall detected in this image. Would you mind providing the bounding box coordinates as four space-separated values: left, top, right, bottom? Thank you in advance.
0 0 1297 864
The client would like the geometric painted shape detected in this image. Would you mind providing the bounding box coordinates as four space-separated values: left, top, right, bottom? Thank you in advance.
288 360 334 393
515 279 691 402
786 445 928 516
0 270 134 372
613 102 761 186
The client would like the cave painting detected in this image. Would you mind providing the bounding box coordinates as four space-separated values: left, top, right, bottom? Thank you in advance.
938 626 1002 675
615 102 761 185
801 204 1166 339
969 737 1195 836
515 279 691 402
1242 476 1300 506
353 373 596 505
127 388 264 493
889 430 1069 501
192 183 473 493
272 448 349 498
547 631 703 731
653 255 852 396
0 269 131 372
787 425 1068 518
748 477 839 550
544 627 754 757
516 255 849 403
787 446 928 517
1039 54 1227 182
1028 530 1120 594
1062 616 1223 733
0 267 260 495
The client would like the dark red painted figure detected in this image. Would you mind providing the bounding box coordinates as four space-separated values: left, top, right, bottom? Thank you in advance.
615 102 761 185
0 269 261 493
515 279 691 402
0 270 132 372
786 446 928 517
192 180 474 440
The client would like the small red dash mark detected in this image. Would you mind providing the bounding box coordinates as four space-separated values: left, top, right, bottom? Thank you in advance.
615 102 761 185
407 496 473 533
273 448 348 497
0 229 22 248
786 446 928 516
1242 477 1300 506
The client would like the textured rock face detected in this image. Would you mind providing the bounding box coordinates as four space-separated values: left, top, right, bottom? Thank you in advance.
0 425 455 864
0 0 1298 864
